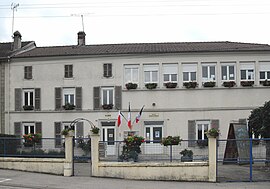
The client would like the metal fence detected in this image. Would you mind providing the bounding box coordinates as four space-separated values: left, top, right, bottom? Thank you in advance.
217 138 270 182
99 140 209 163
0 137 65 158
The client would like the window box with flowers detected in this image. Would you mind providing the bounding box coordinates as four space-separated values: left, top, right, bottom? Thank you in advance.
23 133 42 147
63 103 75 110
260 80 270 86
183 81 198 89
145 83 157 89
203 81 216 88
161 136 181 146
197 139 208 148
164 82 177 88
102 104 113 110
23 105 34 111
119 135 145 162
241 81 254 87
222 81 236 88
125 82 138 90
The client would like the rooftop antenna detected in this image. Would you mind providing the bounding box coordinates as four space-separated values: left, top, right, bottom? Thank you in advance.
11 3 19 37
71 13 93 32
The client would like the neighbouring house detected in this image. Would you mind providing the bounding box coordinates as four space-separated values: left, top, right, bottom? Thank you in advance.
3 31 270 156
0 31 36 134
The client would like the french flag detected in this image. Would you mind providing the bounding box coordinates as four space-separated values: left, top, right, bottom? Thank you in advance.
117 110 123 127
128 103 132 129
136 106 144 123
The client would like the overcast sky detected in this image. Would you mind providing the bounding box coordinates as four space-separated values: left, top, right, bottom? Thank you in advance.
0 0 270 47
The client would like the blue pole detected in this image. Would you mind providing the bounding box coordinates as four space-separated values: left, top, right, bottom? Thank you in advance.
249 138 253 182
170 145 172 162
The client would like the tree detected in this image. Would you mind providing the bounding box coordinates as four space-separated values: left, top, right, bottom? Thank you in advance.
248 100 270 166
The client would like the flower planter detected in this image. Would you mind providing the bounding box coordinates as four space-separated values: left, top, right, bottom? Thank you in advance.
181 155 193 162
197 140 208 148
91 127 100 134
63 103 75 110
183 81 197 89
241 81 254 87
145 83 157 89
23 105 34 111
260 80 270 86
102 104 113 110
119 135 145 162
125 83 138 90
164 82 177 88
222 81 236 88
161 136 181 146
203 81 216 88
180 149 193 162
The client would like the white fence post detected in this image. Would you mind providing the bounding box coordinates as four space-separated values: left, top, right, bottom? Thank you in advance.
64 131 74 176
90 133 100 176
208 136 217 182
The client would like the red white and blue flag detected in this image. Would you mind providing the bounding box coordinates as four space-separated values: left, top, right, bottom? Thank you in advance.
117 110 123 127
136 106 144 123
128 103 132 129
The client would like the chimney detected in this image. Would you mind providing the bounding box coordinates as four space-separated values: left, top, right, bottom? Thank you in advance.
13 31 22 50
77 31 86 46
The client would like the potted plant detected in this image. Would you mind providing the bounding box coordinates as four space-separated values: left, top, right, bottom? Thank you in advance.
91 126 100 134
183 81 197 89
61 128 74 136
205 128 220 138
23 133 42 147
145 83 157 89
203 81 216 88
125 82 138 90
161 136 181 146
241 81 254 87
164 82 177 88
23 105 34 110
63 103 75 110
119 135 145 162
102 104 113 110
222 81 236 88
260 80 270 86
180 149 193 162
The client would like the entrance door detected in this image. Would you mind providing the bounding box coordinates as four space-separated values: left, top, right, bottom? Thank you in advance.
102 122 116 156
145 125 163 154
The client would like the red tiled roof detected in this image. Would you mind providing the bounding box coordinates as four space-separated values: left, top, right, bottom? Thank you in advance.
14 41 270 58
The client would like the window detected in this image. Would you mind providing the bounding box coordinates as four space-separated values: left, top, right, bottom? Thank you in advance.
102 87 114 105
64 65 73 78
259 62 270 80
202 64 216 82
163 64 178 83
23 89 34 106
221 63 235 80
63 88 75 105
182 64 197 82
124 65 139 83
103 63 112 77
240 63 254 81
196 121 209 140
23 123 35 135
144 64 158 83
24 66 32 79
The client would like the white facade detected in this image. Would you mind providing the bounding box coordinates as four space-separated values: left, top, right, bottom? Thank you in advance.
4 49 270 152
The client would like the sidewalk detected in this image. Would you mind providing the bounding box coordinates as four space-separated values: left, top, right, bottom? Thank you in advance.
0 169 269 189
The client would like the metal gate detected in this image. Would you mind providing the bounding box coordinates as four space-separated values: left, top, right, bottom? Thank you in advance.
217 138 270 182
73 137 91 176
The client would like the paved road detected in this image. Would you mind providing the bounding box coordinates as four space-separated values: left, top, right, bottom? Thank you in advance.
0 169 269 189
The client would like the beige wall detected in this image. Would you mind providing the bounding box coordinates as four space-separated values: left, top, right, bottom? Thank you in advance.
0 157 65 175
4 52 270 140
